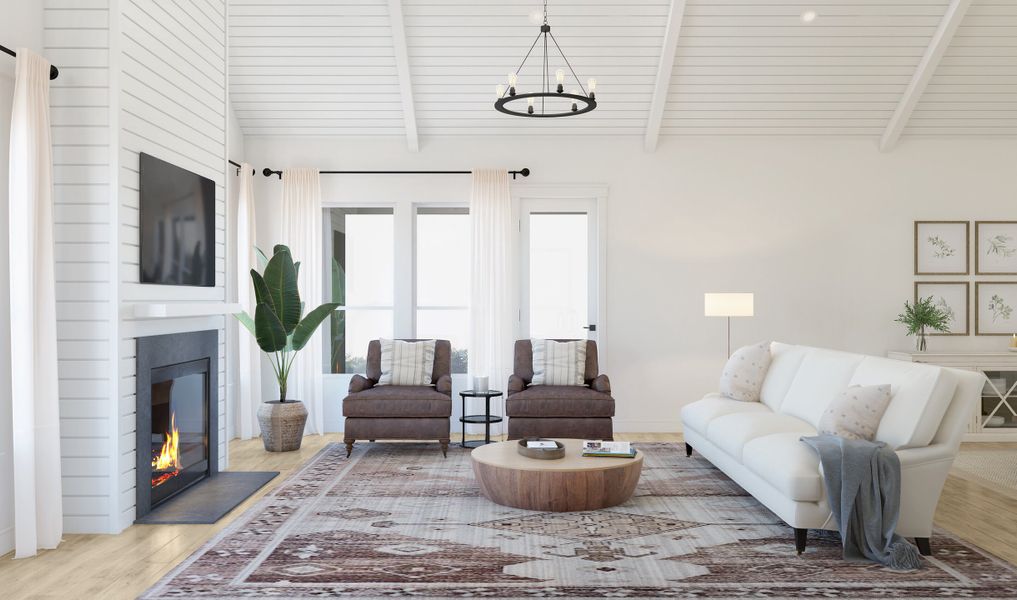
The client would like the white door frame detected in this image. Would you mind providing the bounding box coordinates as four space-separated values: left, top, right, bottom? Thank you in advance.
512 184 609 371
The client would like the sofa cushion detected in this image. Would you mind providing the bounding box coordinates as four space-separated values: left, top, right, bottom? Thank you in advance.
708 412 816 461
778 348 865 428
681 393 772 435
530 339 587 386
849 356 958 449
759 342 809 411
343 386 451 418
719 341 772 402
817 384 893 442
743 432 824 502
506 385 614 418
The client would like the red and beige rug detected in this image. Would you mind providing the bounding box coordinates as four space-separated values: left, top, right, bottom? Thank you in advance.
141 442 1017 599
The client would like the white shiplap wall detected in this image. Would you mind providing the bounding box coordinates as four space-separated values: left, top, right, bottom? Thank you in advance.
117 0 228 530
46 0 118 535
46 0 229 534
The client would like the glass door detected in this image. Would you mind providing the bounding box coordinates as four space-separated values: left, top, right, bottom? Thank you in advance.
520 198 600 342
980 370 1017 430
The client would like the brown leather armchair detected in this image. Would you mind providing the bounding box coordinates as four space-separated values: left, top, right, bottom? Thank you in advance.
342 339 452 457
506 339 614 440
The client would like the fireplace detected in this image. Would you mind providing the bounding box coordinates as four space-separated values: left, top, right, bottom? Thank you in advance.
136 330 218 519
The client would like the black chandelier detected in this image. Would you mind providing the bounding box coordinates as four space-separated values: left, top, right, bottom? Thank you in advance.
494 1 597 118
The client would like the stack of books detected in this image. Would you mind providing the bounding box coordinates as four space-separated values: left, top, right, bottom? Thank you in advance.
581 440 636 458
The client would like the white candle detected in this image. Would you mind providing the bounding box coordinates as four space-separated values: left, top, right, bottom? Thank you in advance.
473 376 489 392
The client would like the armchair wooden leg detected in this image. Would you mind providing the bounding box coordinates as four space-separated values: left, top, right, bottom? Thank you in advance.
345 440 354 458
794 528 807 555
685 443 693 457
915 537 932 556
440 440 449 458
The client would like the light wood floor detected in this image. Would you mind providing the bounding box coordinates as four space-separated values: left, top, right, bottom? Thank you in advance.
1 434 1014 599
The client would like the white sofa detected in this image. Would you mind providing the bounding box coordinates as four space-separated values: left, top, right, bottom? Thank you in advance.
680 342 982 555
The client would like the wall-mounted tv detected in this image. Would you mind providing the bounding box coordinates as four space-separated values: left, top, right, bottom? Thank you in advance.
139 153 215 287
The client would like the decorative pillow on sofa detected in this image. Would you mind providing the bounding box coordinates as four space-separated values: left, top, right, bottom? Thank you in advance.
719 341 772 402
817 384 893 442
530 339 587 386
378 339 436 386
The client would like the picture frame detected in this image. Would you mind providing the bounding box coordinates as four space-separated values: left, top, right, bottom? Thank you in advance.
914 221 969 275
975 282 1017 336
915 282 969 336
975 221 1017 275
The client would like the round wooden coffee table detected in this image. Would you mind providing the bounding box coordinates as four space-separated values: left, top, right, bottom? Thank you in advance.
470 439 643 512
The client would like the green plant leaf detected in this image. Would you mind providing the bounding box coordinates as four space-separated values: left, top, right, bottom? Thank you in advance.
254 303 288 352
291 303 340 350
274 244 291 256
234 310 256 337
250 270 273 309
254 246 270 270
263 248 301 334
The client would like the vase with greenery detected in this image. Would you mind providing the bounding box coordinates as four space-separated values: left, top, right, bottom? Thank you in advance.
236 245 339 451
895 296 951 352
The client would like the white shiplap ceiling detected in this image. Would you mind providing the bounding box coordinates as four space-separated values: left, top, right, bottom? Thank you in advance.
227 0 1017 148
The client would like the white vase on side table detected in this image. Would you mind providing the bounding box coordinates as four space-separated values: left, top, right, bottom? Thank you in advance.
889 351 1017 442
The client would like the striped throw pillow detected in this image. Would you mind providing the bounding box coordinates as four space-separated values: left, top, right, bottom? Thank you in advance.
530 339 587 386
378 339 436 386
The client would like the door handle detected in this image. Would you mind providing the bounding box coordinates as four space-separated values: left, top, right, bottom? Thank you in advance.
583 324 597 332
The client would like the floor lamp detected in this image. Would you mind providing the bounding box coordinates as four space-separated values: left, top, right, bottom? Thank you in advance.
705 293 754 357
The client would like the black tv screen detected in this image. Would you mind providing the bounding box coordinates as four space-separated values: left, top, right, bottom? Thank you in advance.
139 153 215 287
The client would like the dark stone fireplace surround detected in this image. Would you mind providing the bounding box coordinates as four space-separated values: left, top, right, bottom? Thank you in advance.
135 329 219 520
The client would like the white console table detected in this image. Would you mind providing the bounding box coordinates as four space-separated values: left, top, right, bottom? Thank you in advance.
889 351 1017 442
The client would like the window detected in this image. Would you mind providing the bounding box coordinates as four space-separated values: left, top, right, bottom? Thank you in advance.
415 207 470 373
325 208 394 374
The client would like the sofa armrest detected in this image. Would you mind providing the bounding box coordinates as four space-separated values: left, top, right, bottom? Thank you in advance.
436 374 452 396
349 374 376 394
894 442 958 538
591 374 611 394
508 374 526 395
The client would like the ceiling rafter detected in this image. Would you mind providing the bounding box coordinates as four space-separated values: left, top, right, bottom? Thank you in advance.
879 0 973 152
389 0 419 152
644 0 687 153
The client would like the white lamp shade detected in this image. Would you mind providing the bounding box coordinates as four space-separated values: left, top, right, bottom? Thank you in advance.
704 293 754 317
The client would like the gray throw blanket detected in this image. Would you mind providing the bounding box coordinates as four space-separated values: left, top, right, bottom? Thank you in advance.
801 434 924 570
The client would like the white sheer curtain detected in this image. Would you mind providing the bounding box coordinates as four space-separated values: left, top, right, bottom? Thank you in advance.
8 49 61 558
281 168 325 434
468 169 515 432
236 163 261 439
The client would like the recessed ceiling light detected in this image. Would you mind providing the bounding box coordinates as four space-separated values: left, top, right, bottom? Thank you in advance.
800 10 818 23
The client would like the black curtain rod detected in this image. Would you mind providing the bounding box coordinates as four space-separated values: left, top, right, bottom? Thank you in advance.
262 167 531 180
228 159 255 176
0 45 58 80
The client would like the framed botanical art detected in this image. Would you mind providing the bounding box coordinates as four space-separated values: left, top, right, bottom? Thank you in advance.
915 282 969 336
975 221 1017 275
975 282 1017 336
914 221 968 275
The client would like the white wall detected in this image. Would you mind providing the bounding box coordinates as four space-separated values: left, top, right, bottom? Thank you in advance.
0 0 44 558
246 135 1017 432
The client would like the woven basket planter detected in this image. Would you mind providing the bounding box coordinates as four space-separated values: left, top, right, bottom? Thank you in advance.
258 400 308 452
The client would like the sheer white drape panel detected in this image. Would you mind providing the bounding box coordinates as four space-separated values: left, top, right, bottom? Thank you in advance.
236 163 261 439
281 168 325 434
8 49 61 558
469 169 515 432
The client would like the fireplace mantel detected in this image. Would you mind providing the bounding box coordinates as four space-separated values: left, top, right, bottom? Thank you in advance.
124 302 242 320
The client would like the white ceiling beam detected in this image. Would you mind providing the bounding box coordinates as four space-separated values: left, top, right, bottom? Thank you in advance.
644 0 687 153
879 0 972 152
388 0 419 152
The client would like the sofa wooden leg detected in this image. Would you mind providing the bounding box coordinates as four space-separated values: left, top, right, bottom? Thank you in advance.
440 440 449 458
345 440 354 458
685 443 693 457
369 439 375 442
915 537 932 556
794 528 807 555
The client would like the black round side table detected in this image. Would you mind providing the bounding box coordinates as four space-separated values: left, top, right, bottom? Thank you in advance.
460 390 503 448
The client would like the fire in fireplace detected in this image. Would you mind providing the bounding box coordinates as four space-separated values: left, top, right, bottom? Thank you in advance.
151 412 180 487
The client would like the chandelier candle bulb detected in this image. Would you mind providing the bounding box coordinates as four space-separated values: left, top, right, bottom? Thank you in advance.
496 84 505 98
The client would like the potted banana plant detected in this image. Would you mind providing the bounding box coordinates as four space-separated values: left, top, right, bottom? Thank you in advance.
236 245 338 451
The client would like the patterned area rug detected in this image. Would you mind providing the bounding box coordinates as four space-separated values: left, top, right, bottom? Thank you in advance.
141 442 1017 599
